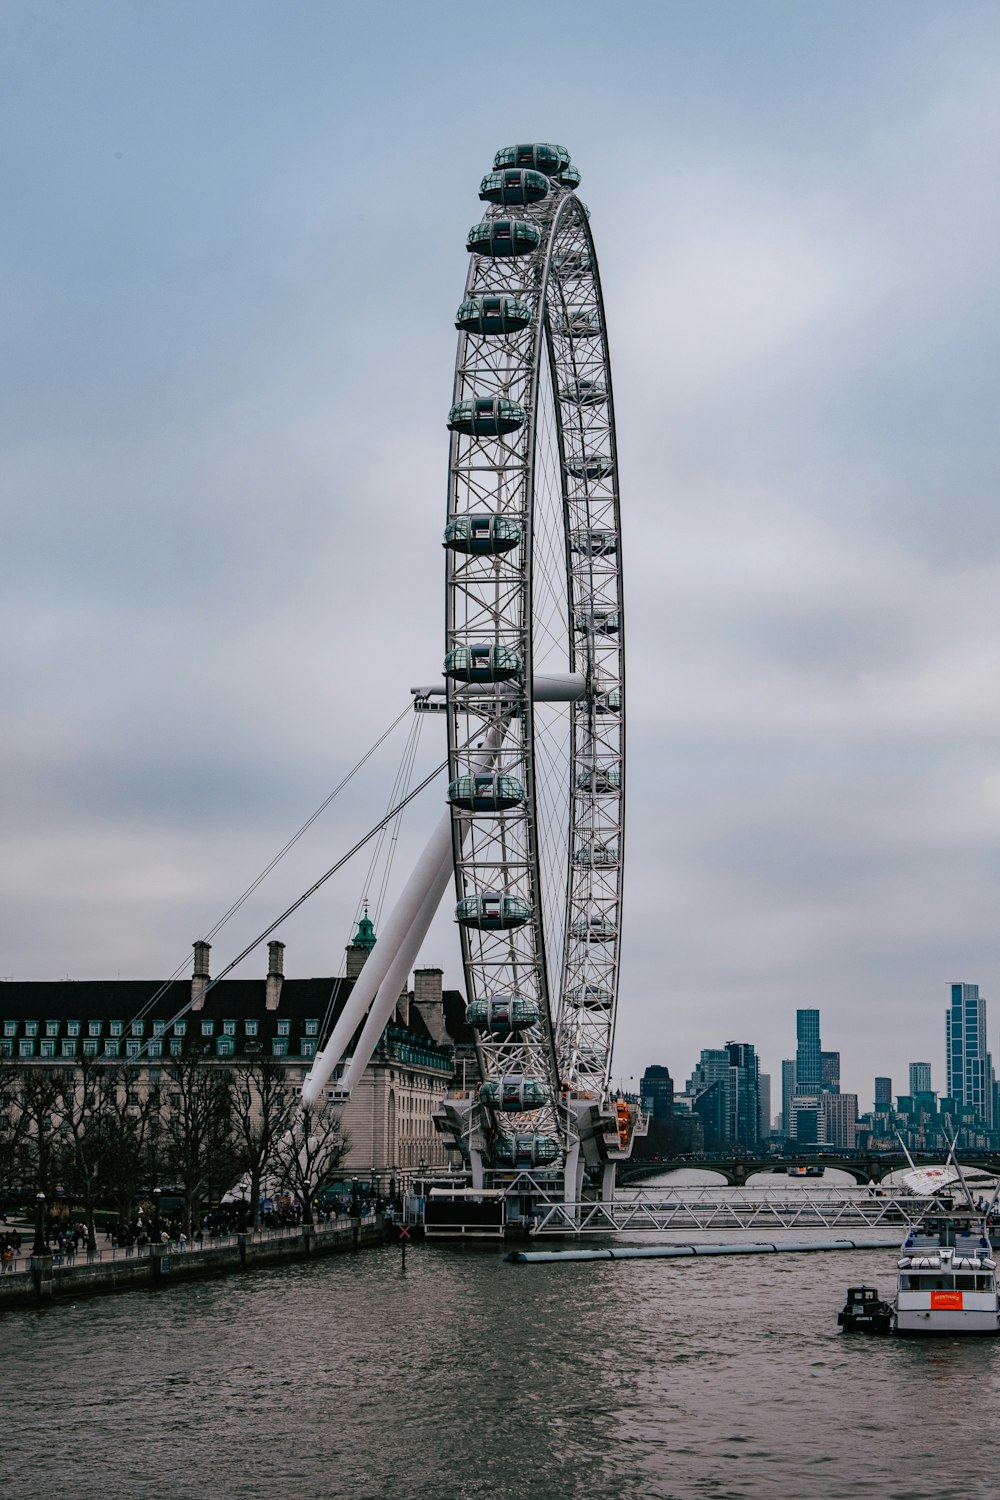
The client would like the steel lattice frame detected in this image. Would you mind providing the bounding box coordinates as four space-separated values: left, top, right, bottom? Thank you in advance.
445 154 624 1171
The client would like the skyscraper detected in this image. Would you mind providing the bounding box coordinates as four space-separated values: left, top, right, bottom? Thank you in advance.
796 1009 821 1094
725 1041 760 1149
947 983 993 1128
640 1065 674 1121
909 1062 932 1096
759 1073 772 1141
874 1076 892 1108
781 1058 796 1138
821 1051 840 1094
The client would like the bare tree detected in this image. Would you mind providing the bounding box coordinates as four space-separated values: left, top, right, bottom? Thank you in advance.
160 1052 236 1235
0 1057 31 1198
51 1059 130 1254
14 1065 64 1200
229 1057 294 1229
270 1102 350 1226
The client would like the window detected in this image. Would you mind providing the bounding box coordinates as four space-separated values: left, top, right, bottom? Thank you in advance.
88 1021 102 1037
148 1040 163 1059
67 1020 80 1037
104 1040 121 1058
19 1040 34 1058
25 1021 38 1038
174 1020 187 1037
40 1040 56 1058
216 1038 235 1058
169 1039 183 1057
223 1020 236 1037
153 1020 166 1036
45 1020 59 1037
304 1019 319 1037
109 1021 123 1037
148 1068 160 1082
201 1020 214 1037
277 1020 290 1038
131 1020 144 1037
2 1021 14 1038
245 1020 258 1038
272 1039 288 1057
126 1040 142 1058
61 1039 78 1058
0 1041 11 1058
128 1092 140 1107
301 1041 316 1058
82 1039 99 1058
170 1093 181 1107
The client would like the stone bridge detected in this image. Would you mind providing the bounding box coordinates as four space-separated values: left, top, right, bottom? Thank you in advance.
617 1152 1000 1188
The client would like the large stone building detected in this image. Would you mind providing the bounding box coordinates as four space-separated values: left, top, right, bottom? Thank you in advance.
0 921 472 1177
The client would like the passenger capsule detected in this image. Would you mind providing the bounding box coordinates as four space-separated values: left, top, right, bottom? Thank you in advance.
561 309 601 339
557 164 582 189
566 454 614 480
574 842 619 866
576 765 622 794
479 1075 551 1111
574 609 620 635
448 397 526 437
443 512 521 555
569 529 618 557
456 892 532 930
561 377 606 406
448 773 525 812
564 984 613 1010
571 914 617 944
455 296 532 336
493 143 571 176
479 168 550 207
467 218 541 258
444 643 522 683
466 995 541 1037
592 686 622 714
493 1132 560 1167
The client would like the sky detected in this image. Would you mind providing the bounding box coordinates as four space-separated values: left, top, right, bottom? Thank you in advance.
4 0 1000 1112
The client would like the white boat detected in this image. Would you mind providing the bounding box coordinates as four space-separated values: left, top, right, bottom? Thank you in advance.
895 1210 999 1334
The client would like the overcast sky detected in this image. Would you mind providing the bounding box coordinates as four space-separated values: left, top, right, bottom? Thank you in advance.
4 0 1000 1111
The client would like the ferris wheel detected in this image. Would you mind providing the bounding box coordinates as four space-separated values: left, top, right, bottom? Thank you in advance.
302 142 626 1202
441 142 624 1179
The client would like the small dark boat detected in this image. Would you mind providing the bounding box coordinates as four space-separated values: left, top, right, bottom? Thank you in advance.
838 1285 892 1333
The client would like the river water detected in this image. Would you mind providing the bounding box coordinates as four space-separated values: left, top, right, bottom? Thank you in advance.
3 1176 998 1500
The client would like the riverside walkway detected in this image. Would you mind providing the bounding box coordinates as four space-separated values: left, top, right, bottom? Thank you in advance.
0 1214 382 1308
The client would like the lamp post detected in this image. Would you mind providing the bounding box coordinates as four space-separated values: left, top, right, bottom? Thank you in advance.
152 1187 162 1239
31 1192 47 1258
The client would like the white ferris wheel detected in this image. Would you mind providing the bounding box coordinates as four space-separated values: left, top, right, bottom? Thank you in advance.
303 142 629 1206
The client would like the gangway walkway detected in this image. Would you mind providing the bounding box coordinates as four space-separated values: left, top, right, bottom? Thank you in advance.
530 1189 942 1235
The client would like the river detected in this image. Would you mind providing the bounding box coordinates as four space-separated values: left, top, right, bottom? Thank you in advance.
2 1176 998 1500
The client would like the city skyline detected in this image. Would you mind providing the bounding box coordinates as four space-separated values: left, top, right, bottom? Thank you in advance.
5 3 1000 1102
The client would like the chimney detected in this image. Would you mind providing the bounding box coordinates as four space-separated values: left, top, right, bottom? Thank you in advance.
266 940 285 1011
411 967 448 1045
190 940 211 1011
395 982 410 1029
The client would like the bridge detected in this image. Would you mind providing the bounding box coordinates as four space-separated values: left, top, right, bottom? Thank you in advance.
617 1152 1000 1188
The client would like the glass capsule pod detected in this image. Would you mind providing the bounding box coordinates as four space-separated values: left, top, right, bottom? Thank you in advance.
466 995 541 1037
561 377 606 406
455 296 532 336
493 142 571 176
574 609 620 635
557 164 582 189
448 773 525 812
561 309 601 339
569 529 618 557
467 218 541 258
493 1132 560 1167
571 915 618 944
566 454 614 480
576 765 622 794
564 984 613 1009
574 842 619 867
455 892 532 930
447 397 526 437
592 686 622 714
479 167 550 207
479 1075 551 1111
444 643 523 683
443 512 521 555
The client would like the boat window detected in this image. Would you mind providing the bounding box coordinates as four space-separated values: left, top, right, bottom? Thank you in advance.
955 1275 977 1290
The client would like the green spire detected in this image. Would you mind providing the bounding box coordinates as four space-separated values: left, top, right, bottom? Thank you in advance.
350 902 377 952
